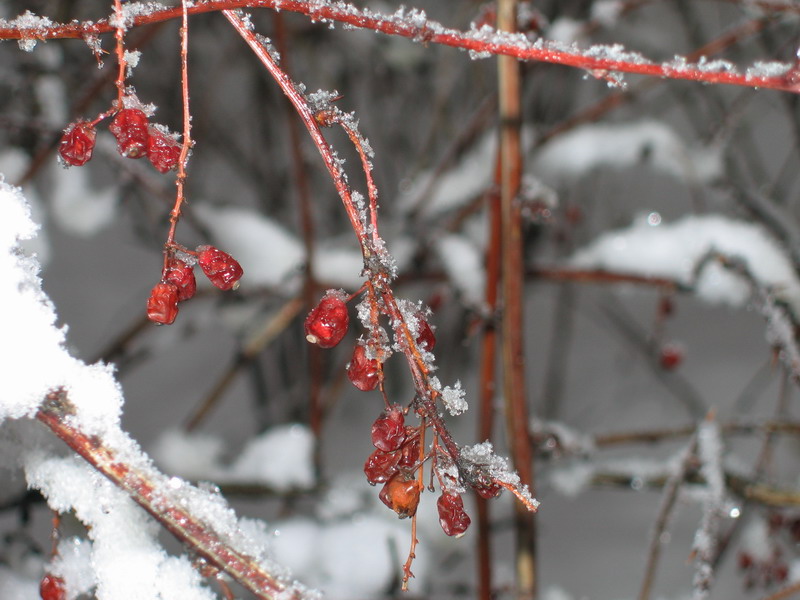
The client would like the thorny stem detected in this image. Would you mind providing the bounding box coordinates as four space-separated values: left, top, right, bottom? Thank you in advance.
497 0 536 597
36 389 297 600
4 1 800 94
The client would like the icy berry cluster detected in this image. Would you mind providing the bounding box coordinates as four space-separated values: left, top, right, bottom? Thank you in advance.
59 106 181 173
146 247 243 326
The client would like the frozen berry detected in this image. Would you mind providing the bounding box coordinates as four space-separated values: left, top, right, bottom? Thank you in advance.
109 108 149 158
398 429 421 470
40 574 66 600
163 258 196 301
197 245 244 291
347 343 380 391
147 125 182 173
147 282 180 325
437 492 471 537
473 481 502 499
379 474 422 518
371 406 406 452
416 317 436 352
304 291 349 348
58 121 96 166
364 448 401 485
659 343 684 370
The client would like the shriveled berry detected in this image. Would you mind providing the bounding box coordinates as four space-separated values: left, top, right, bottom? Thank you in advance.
371 406 406 452
59 121 96 166
347 343 380 391
304 291 349 348
40 574 66 600
364 448 401 485
473 481 502 499
437 492 471 537
109 108 149 158
416 317 436 352
379 475 422 518
197 245 244 291
147 125 182 173
659 343 684 370
163 258 196 302
398 429 421 470
147 282 180 325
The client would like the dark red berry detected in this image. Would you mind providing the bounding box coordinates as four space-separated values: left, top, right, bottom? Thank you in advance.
437 493 471 537
163 258 196 302
304 292 349 348
416 317 436 352
398 429 421 470
59 121 96 166
364 448 401 485
659 343 684 370
147 282 180 325
147 126 182 173
347 343 380 391
379 474 422 518
40 574 66 600
737 551 753 570
196 245 244 291
109 108 150 158
371 406 406 452
473 481 502 499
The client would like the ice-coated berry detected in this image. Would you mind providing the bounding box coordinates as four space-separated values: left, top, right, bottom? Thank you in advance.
659 343 684 370
163 258 196 302
59 121 96 166
147 125 182 173
109 108 149 158
304 291 349 348
147 282 180 325
347 343 380 391
379 474 422 518
364 448 401 485
416 317 436 352
437 492 471 537
398 429 421 470
473 481 502 499
40 574 66 600
371 406 406 452
196 245 244 291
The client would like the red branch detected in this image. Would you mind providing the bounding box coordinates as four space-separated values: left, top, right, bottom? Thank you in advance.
36 389 299 600
2 1 798 93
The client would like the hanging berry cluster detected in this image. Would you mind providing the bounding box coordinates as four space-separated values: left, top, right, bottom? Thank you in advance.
146 246 243 325
304 289 473 538
59 102 182 173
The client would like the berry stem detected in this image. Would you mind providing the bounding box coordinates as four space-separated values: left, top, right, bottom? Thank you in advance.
112 0 128 106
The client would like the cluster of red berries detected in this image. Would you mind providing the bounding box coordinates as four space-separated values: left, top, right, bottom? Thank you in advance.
40 573 66 600
59 107 181 173
146 246 243 325
304 292 470 534
736 512 799 590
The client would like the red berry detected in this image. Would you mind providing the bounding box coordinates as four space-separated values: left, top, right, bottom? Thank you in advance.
196 245 244 291
147 282 180 325
109 108 150 158
364 448 401 485
58 121 96 166
379 475 422 518
473 481 502 499
163 258 196 302
40 574 66 600
437 493 471 537
347 343 380 391
737 551 753 570
398 429 421 470
416 317 436 352
147 125 182 173
659 343 684 370
304 292 349 348
371 406 406 452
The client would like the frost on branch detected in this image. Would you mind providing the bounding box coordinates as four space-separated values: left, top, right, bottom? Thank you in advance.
459 442 540 511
